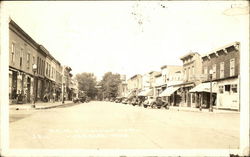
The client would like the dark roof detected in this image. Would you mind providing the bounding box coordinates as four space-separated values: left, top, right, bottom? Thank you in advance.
180 52 200 60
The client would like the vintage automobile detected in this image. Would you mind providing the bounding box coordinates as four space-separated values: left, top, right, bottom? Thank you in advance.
137 96 146 106
122 98 128 104
143 96 155 108
150 97 169 109
115 97 123 103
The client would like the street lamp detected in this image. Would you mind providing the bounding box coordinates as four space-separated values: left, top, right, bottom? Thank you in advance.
32 64 37 108
62 77 65 104
209 69 213 112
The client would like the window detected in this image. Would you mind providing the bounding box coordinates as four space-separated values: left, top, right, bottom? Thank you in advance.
219 86 223 93
220 62 224 78
231 84 237 93
204 66 208 80
192 66 194 75
46 62 48 76
33 56 35 64
184 69 186 80
230 58 235 76
225 85 231 92
188 67 190 81
27 53 30 69
20 49 23 68
212 64 216 79
11 43 15 63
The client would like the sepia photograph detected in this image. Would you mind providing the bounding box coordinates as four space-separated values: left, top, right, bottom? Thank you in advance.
0 1 249 157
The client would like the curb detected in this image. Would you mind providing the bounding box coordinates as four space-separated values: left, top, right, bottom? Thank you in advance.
168 107 239 114
35 102 75 110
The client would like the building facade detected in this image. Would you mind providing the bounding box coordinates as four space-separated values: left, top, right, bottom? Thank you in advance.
9 20 40 104
175 52 203 107
201 42 240 110
9 20 74 105
127 74 142 96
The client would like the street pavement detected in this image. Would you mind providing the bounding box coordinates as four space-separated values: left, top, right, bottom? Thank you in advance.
9 101 240 149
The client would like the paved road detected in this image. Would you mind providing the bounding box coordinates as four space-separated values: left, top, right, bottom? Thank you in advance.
9 101 239 149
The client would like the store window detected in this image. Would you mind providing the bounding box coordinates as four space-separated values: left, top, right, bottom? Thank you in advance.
225 85 231 92
231 84 237 93
192 93 195 103
219 86 223 93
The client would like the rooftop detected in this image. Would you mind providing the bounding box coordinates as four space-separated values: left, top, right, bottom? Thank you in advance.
180 52 200 61
201 41 240 59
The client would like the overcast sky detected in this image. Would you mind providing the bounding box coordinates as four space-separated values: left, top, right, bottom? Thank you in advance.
3 1 249 80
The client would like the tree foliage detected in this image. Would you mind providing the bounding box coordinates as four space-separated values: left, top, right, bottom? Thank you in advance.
99 72 121 99
75 72 97 99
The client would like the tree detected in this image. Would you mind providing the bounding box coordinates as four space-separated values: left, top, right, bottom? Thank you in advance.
75 73 98 99
99 72 122 99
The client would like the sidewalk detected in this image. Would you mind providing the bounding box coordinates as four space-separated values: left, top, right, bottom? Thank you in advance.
9 101 73 110
169 106 239 114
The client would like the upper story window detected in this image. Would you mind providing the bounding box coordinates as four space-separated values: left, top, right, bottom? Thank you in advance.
20 48 23 68
230 58 235 76
212 64 216 79
220 62 224 78
11 43 15 63
192 66 194 75
33 56 35 64
203 66 208 80
27 53 30 69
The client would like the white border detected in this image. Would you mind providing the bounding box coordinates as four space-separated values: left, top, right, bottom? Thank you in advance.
0 1 249 157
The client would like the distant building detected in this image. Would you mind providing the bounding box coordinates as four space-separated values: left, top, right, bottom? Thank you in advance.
127 74 142 97
118 75 128 97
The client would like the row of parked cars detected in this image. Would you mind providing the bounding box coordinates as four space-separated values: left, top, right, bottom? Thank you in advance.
112 96 169 109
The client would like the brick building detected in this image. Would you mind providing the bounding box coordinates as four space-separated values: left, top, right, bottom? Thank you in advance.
8 19 75 104
198 42 240 110
9 20 40 104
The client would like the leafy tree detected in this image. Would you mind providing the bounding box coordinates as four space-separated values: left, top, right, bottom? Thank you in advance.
99 72 121 99
75 73 98 99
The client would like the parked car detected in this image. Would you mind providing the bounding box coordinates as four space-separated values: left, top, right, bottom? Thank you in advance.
116 97 124 103
122 98 128 104
143 96 155 108
137 96 146 106
151 97 169 109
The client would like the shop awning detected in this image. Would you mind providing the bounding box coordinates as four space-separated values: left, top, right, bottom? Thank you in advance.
189 82 218 93
159 87 180 97
138 89 153 96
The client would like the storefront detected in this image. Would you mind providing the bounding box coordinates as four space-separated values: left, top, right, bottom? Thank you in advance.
189 82 218 108
159 86 180 106
216 78 239 110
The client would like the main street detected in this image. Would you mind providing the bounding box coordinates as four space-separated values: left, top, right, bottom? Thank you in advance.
9 101 239 149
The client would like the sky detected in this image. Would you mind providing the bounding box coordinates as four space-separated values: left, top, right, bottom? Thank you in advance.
3 1 249 81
